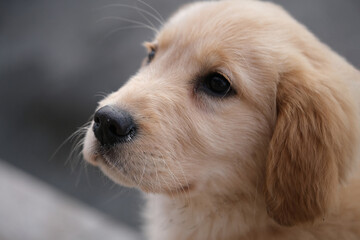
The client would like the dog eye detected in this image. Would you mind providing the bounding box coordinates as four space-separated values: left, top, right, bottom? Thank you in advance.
200 73 233 97
147 49 156 63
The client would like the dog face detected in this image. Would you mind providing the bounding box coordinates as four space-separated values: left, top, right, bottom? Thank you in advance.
83 1 276 194
83 0 358 226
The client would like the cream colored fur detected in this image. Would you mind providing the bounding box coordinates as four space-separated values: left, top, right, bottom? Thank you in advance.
82 1 360 239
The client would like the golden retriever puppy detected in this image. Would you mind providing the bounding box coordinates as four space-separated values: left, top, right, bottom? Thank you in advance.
82 0 360 239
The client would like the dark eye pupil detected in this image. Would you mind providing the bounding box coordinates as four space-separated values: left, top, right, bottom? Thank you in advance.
208 75 230 94
197 72 234 98
148 50 155 63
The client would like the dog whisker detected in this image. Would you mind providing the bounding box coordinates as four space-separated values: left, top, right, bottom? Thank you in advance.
74 161 84 187
136 161 147 188
98 3 163 26
136 0 165 23
104 25 157 41
152 155 163 193
156 149 190 201
94 91 110 99
51 125 84 162
173 157 192 203
53 122 91 176
97 16 159 35
159 157 183 193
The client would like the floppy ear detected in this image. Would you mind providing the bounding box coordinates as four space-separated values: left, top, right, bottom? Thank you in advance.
264 68 358 226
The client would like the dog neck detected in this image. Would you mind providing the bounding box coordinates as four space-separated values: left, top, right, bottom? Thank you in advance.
144 187 270 240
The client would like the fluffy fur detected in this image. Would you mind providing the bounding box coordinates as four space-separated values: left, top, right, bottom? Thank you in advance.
82 1 360 239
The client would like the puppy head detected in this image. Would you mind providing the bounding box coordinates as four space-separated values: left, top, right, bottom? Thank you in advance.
82 0 358 226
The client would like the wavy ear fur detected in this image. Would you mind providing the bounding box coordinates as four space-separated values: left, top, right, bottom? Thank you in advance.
264 66 358 226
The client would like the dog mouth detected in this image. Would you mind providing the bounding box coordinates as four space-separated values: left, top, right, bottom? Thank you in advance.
83 130 196 195
83 140 125 170
86 146 195 194
92 145 125 169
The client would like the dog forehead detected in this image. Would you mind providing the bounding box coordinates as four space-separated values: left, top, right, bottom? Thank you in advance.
158 2 231 48
153 2 243 70
157 0 283 48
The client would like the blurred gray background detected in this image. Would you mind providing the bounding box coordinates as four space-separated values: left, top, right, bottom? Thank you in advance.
1 0 359 236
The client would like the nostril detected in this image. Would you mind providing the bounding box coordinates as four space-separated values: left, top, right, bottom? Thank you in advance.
108 119 135 137
94 116 100 124
92 105 136 146
109 123 118 136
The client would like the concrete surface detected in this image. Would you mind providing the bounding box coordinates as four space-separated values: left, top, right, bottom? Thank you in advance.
0 160 143 240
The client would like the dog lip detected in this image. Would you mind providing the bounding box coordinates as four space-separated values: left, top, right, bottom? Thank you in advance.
84 152 104 166
91 154 125 174
101 151 128 171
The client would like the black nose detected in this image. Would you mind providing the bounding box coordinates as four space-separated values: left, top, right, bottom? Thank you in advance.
93 105 136 146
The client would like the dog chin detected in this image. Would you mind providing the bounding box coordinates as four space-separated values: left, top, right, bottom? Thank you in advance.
97 156 137 188
83 144 133 187
96 156 193 196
